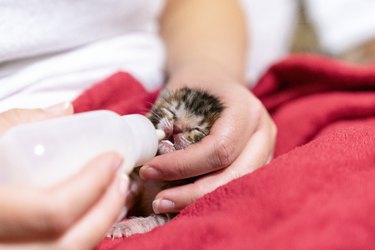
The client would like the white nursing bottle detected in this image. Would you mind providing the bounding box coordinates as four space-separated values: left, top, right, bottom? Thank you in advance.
0 110 164 186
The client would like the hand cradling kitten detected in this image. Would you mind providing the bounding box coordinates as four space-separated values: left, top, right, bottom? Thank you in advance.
107 87 224 238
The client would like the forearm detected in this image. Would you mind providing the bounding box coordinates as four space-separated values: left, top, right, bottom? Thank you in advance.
160 0 247 87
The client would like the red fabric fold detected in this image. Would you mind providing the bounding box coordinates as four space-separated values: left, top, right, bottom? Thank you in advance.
73 72 160 115
73 55 375 250
252 54 375 155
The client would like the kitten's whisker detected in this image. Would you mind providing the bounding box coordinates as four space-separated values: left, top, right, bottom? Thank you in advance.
181 136 192 145
145 101 157 109
165 118 172 127
150 110 164 122
150 110 162 117
160 119 168 128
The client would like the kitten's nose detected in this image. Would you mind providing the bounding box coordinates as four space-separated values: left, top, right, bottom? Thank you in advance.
173 123 183 134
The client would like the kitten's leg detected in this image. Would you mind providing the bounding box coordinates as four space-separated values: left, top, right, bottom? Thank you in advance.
106 214 170 238
158 140 176 154
105 171 143 237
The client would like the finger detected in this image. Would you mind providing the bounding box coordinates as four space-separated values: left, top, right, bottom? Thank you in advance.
43 102 74 117
0 152 123 241
0 103 73 135
0 238 66 250
141 91 261 180
58 175 129 249
0 176 129 250
0 242 56 250
153 112 276 213
43 152 123 235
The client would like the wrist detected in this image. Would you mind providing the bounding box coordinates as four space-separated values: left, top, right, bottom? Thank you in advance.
165 59 246 90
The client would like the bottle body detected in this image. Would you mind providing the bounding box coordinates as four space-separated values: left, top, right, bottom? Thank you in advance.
0 111 159 186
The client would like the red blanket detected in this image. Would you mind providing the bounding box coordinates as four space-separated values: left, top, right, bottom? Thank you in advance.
73 54 375 250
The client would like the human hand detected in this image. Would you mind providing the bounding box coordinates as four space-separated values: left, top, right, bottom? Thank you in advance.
152 0 265 214
0 152 127 250
0 103 73 136
140 67 276 214
0 105 129 249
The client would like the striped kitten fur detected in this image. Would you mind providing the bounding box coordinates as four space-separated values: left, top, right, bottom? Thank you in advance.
149 87 224 153
107 87 224 238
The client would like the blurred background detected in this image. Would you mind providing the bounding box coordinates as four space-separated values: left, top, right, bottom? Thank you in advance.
291 0 375 64
241 0 375 83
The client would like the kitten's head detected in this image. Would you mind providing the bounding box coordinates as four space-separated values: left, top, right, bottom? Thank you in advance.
148 87 224 150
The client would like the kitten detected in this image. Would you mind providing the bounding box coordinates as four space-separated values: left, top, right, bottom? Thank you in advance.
107 87 224 238
149 87 223 154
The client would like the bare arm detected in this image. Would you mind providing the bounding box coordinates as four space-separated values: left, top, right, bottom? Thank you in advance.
160 0 247 85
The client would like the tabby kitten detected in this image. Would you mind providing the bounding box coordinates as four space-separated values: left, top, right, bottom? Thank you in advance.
149 87 224 153
107 87 224 238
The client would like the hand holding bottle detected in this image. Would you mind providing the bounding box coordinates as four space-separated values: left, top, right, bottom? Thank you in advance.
0 105 129 250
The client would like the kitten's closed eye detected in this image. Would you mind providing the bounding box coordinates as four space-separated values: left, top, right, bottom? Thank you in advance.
147 87 224 153
192 127 207 136
162 108 177 119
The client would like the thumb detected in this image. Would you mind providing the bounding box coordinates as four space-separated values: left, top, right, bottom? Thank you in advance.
0 102 74 135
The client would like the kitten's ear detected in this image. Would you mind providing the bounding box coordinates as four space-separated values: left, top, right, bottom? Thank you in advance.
158 88 171 99
149 88 171 113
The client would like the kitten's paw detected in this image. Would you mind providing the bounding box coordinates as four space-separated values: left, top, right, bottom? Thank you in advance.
158 140 176 154
106 214 170 238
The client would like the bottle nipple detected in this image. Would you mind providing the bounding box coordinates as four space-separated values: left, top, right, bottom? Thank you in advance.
156 129 166 141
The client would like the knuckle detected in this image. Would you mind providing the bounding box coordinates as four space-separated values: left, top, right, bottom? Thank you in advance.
210 136 235 169
7 109 28 120
2 108 43 124
251 98 263 120
194 177 224 199
1 109 19 123
44 214 69 237
159 156 191 179
266 113 278 141
271 121 278 139
174 160 190 178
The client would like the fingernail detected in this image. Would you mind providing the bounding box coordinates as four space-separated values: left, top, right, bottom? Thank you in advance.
119 174 129 195
140 166 162 179
45 102 73 115
152 199 175 214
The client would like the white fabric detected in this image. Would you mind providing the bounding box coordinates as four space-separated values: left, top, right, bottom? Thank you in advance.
0 0 299 111
0 0 165 111
305 0 375 55
240 0 298 85
0 34 165 112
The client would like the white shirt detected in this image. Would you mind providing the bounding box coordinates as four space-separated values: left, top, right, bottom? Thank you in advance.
0 0 165 111
0 0 300 111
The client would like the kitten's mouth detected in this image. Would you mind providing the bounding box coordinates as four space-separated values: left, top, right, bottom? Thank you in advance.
159 129 192 151
163 133 178 147
160 127 189 149
167 136 175 144
162 127 175 144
